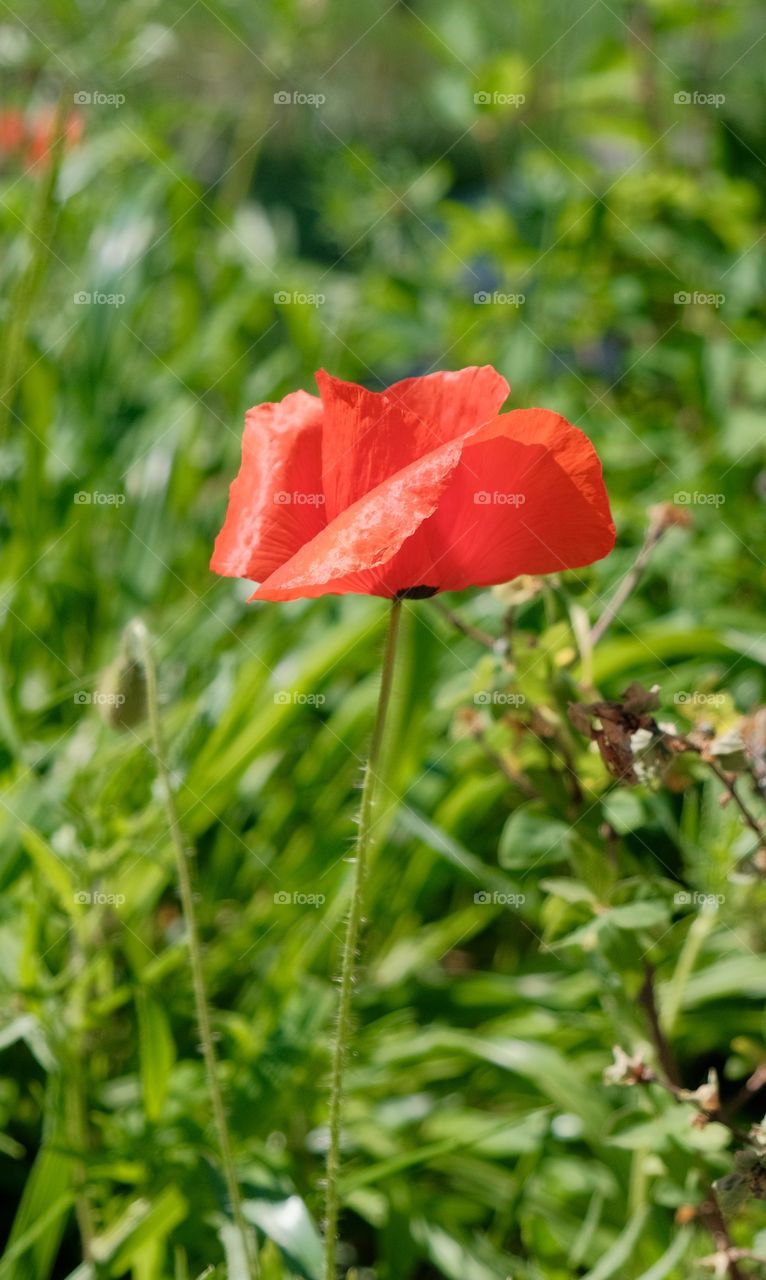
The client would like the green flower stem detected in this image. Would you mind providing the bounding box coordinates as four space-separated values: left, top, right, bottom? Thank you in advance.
67 934 95 1263
129 621 259 1280
324 598 403 1280
0 89 69 441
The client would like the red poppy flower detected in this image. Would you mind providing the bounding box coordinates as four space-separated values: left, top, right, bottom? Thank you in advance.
25 108 83 169
211 366 615 601
0 106 83 172
0 109 25 157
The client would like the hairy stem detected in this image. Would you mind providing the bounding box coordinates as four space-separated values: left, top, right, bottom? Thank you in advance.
129 620 259 1279
324 598 403 1280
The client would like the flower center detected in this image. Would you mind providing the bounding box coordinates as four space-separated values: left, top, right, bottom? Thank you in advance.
395 585 439 599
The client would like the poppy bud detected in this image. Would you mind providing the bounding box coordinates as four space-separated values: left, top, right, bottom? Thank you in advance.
97 625 148 730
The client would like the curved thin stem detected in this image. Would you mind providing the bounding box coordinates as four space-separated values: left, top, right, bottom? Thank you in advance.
324 598 403 1280
589 509 668 648
129 620 259 1279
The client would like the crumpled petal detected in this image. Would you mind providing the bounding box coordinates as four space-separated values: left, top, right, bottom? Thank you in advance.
250 429 472 601
210 390 325 581
318 365 509 519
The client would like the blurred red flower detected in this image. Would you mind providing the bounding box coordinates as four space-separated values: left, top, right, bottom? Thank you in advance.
0 109 25 157
0 106 82 171
211 366 615 600
25 107 83 168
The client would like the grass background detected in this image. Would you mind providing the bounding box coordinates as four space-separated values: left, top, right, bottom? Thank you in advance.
2 1 766 1276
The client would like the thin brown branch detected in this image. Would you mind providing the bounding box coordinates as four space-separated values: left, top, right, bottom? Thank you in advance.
707 761 766 843
639 963 681 1086
680 740 766 843
432 599 497 649
590 506 683 647
720 1064 766 1126
700 1191 747 1280
471 729 538 800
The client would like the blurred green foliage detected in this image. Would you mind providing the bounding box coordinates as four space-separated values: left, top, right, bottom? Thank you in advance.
2 0 766 1276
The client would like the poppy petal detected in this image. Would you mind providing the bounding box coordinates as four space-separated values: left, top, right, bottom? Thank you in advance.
250 430 471 601
401 407 616 591
317 365 509 519
250 408 614 600
386 365 510 441
210 390 325 580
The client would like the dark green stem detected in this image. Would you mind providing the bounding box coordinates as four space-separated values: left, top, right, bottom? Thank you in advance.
324 599 403 1280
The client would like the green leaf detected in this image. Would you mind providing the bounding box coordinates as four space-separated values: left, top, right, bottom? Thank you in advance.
581 1208 649 1279
3 1139 72 1280
539 878 596 904
601 790 646 834
603 901 669 930
20 829 78 916
135 991 176 1123
0 1195 74 1279
498 805 572 870
637 1227 694 1279
413 1219 510 1280
82 1189 186 1276
243 1195 323 1280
